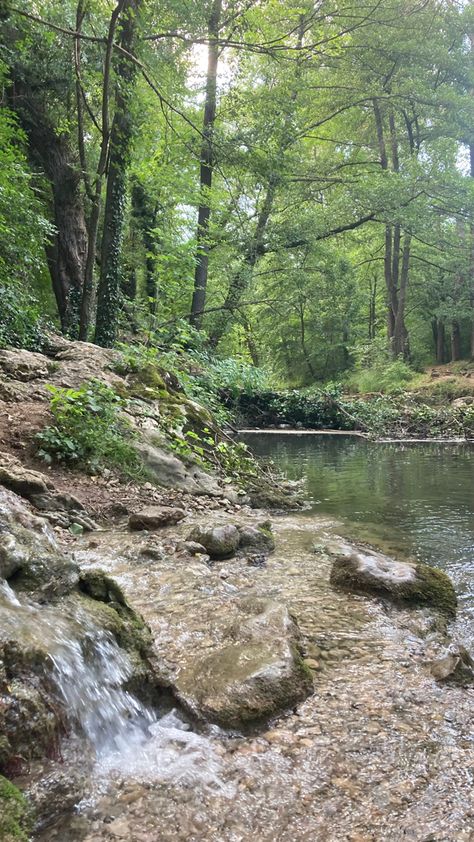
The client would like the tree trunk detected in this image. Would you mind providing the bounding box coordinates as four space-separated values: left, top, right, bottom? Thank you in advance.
392 234 411 359
131 180 159 314
434 318 445 364
189 0 222 329
451 320 461 362
208 173 278 347
95 0 142 347
208 17 307 348
9 83 87 335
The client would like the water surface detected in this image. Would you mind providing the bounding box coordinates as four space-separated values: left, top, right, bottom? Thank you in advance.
242 433 474 625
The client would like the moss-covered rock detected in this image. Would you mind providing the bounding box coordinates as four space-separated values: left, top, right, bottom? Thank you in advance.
0 775 33 842
174 597 313 727
187 524 240 559
330 550 457 617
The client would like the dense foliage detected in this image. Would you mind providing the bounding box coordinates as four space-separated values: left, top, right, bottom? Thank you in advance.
0 0 473 384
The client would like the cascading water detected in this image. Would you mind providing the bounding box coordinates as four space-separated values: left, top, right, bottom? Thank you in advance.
48 630 157 756
1 580 229 793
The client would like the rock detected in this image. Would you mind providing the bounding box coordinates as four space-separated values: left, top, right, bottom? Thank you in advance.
26 768 86 834
237 521 275 553
0 349 49 381
0 462 51 499
181 540 208 556
303 658 320 670
246 552 268 567
247 486 303 510
187 524 240 559
452 396 474 409
430 645 474 686
128 506 185 531
0 775 33 842
0 488 79 598
330 549 457 616
136 439 223 496
174 597 313 727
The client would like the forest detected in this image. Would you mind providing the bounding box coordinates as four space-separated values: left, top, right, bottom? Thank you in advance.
1 0 473 389
1 4 474 840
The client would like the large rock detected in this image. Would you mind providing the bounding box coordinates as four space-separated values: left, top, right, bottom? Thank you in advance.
174 597 313 727
330 549 457 616
136 440 223 496
128 506 185 531
187 524 240 558
430 645 474 686
0 349 49 382
0 488 78 597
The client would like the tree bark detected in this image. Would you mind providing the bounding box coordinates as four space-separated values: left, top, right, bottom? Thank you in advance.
79 0 126 340
451 320 461 362
189 0 222 329
10 84 87 335
95 0 142 347
131 180 159 313
435 318 445 364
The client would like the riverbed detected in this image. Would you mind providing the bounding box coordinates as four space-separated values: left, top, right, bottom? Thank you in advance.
31 434 474 841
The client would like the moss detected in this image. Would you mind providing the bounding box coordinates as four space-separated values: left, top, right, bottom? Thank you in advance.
330 554 457 617
411 563 457 617
0 775 33 842
71 589 153 660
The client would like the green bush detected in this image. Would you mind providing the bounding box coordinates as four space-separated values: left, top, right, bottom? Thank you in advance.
36 380 144 477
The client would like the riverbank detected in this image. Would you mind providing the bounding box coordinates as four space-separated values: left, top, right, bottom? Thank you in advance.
1 342 473 841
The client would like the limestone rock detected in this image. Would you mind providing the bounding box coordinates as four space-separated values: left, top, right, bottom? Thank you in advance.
0 462 51 499
187 524 240 558
0 349 49 381
175 597 312 726
330 549 457 616
128 506 185 531
181 540 208 556
136 440 223 496
430 645 474 686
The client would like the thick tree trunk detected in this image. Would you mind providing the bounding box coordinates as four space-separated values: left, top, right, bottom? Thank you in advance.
95 0 142 347
189 0 222 329
392 234 411 359
373 101 410 356
9 85 87 335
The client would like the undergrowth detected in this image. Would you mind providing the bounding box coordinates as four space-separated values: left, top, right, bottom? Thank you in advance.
36 380 145 477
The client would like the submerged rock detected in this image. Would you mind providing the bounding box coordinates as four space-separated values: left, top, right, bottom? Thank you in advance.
187 524 240 559
330 550 457 616
174 597 313 727
430 645 474 686
128 505 185 530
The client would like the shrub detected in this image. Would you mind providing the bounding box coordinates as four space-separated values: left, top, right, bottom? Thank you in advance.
36 380 144 477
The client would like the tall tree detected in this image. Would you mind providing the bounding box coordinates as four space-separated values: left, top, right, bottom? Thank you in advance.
189 0 222 329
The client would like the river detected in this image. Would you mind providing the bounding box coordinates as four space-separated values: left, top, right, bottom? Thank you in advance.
28 435 474 840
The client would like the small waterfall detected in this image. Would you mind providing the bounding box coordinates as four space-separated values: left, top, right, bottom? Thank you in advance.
48 630 157 756
1 586 230 793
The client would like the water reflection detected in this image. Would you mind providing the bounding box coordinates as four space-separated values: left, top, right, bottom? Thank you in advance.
242 433 474 599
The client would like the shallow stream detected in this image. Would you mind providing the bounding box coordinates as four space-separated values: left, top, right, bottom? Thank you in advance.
26 436 474 840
